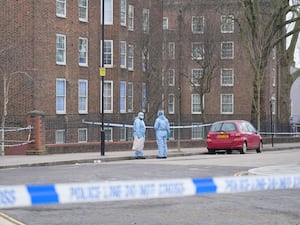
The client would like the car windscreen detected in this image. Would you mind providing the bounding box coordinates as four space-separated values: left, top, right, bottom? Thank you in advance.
210 122 237 132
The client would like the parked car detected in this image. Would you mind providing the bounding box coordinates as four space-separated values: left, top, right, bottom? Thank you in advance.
206 120 263 154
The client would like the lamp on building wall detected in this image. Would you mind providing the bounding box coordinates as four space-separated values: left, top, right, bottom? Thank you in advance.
100 0 105 156
270 95 276 147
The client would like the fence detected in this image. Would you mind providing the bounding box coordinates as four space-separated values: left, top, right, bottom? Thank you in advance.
1 113 299 154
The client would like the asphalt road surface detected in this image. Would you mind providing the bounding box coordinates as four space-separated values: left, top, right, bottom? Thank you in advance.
0 149 300 225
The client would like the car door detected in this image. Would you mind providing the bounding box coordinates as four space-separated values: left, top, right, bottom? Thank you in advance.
245 122 260 149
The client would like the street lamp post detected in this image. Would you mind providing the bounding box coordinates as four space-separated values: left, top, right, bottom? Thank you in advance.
270 95 276 147
100 0 105 156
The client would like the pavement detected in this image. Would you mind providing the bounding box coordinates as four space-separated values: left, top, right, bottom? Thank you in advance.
0 142 300 175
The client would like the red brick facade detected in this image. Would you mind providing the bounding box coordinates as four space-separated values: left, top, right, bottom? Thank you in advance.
0 0 281 153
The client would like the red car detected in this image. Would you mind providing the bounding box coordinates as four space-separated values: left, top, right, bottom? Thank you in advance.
206 120 263 154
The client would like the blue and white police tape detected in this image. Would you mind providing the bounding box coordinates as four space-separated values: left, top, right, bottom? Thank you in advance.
1 174 300 208
83 120 211 129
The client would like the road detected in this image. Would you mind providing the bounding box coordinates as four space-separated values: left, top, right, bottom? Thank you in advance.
0 149 300 225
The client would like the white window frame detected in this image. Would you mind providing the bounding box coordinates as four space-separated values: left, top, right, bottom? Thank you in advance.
168 94 175 114
221 68 234 86
272 68 276 87
192 123 204 139
101 40 113 68
56 34 66 65
128 44 134 70
101 0 113 25
142 83 147 111
79 37 88 66
120 41 127 68
79 0 88 22
221 94 234 114
168 69 175 86
221 41 234 59
192 42 204 60
127 82 133 112
104 127 113 142
142 47 149 72
221 15 234 33
142 8 150 33
168 42 175 59
163 17 168 30
128 5 134 31
192 16 204 33
191 69 203 86
119 126 127 141
56 79 66 114
101 80 113 113
55 129 65 144
191 94 201 114
120 81 126 113
120 0 126 26
78 128 88 143
78 80 88 114
56 0 66 18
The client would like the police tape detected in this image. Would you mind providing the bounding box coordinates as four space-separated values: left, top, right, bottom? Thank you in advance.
1 174 300 208
83 120 212 129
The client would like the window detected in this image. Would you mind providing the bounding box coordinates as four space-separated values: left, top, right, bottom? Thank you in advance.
78 128 87 143
168 69 175 86
101 0 113 25
221 15 234 33
56 79 66 114
142 47 149 72
142 83 146 111
79 37 88 66
120 81 126 113
168 42 175 59
221 68 234 86
56 34 66 65
128 127 133 141
120 41 126 68
191 69 203 86
128 44 134 70
169 122 174 139
79 0 88 22
56 0 66 17
272 47 276 60
127 82 133 112
142 8 150 33
101 40 113 67
168 94 175 114
192 123 204 139
120 0 126 26
163 17 168 30
221 42 234 59
221 94 234 114
104 127 113 141
78 80 88 114
102 80 113 113
119 127 126 141
192 94 201 114
55 129 65 144
192 16 204 33
192 42 204 60
128 5 134 31
272 69 276 87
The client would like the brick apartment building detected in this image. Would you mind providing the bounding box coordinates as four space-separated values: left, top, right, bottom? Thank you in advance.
0 0 282 152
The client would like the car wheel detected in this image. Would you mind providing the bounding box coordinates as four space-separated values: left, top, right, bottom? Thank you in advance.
240 142 247 154
208 149 216 154
256 141 263 153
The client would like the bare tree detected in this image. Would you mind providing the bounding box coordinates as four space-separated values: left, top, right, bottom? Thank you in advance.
233 0 300 129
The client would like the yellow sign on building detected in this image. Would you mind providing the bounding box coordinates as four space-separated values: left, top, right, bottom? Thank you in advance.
100 68 106 77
